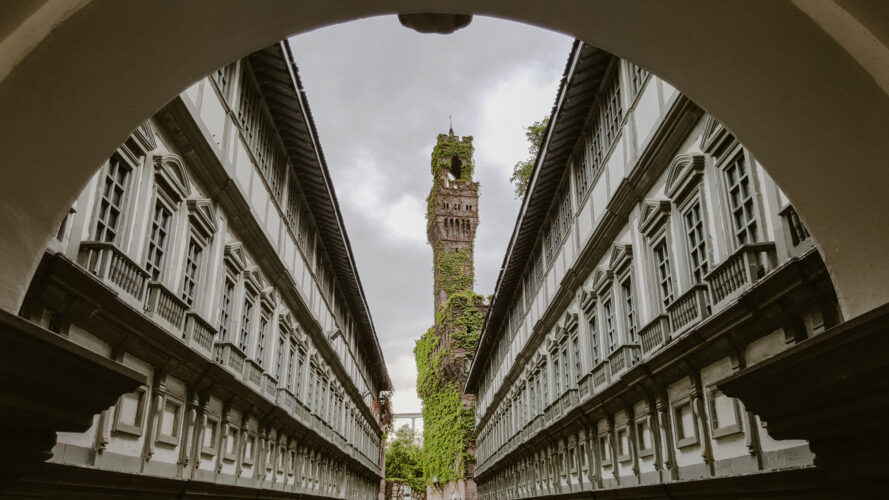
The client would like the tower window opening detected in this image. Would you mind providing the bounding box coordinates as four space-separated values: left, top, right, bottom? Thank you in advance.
449 156 462 181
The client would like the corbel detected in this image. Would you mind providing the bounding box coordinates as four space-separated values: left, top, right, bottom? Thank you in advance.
655 393 677 479
604 413 619 483
688 370 714 476
189 391 211 475
141 368 167 468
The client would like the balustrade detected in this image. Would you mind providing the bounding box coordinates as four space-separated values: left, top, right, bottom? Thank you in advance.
243 359 262 388
213 341 247 375
607 344 641 378
184 312 216 355
667 284 710 336
591 361 609 388
277 387 296 412
78 241 149 303
262 373 277 399
705 242 777 308
578 374 592 398
638 314 670 355
145 282 187 335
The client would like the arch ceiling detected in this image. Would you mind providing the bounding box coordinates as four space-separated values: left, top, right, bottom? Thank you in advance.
1 0 888 318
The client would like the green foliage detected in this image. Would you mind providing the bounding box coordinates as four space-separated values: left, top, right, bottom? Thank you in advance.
510 117 549 198
426 136 476 230
418 382 473 486
430 139 475 180
415 294 484 487
385 425 424 492
415 327 441 400
435 245 473 297
436 290 486 355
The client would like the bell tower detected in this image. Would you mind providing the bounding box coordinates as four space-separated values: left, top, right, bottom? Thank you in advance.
427 128 479 310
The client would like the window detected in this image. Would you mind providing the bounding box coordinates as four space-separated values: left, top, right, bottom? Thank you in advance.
275 334 285 380
145 201 171 280
560 346 570 390
218 278 234 341
242 433 256 465
635 417 654 457
621 279 636 342
202 415 219 455
577 69 623 200
286 341 296 391
573 337 582 381
239 295 254 352
156 396 183 446
308 369 316 410
628 62 649 98
542 362 549 407
724 155 758 245
603 299 616 353
95 155 131 243
294 349 304 397
598 434 611 466
616 427 630 462
224 425 239 461
320 378 328 418
256 315 268 366
673 398 699 448
653 241 674 306
113 386 147 436
707 387 744 438
553 354 561 395
181 239 203 307
212 64 235 100
588 311 601 365
684 201 709 283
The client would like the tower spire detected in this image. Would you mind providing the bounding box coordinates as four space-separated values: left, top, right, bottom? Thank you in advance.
449 115 454 136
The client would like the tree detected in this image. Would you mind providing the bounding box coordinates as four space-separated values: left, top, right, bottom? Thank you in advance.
385 424 424 491
509 117 549 198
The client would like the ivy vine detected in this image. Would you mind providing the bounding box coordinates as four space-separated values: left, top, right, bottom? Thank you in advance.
435 245 473 297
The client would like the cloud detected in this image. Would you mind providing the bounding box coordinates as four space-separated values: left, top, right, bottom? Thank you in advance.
289 16 572 413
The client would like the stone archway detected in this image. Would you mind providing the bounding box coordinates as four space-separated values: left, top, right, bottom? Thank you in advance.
1 0 889 320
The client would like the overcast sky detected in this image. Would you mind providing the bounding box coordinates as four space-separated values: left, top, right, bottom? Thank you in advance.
288 16 572 421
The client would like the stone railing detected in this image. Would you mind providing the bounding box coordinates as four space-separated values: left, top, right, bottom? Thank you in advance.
277 387 296 413
667 284 710 335
532 413 543 434
608 344 641 378
293 399 308 422
243 359 263 388
262 373 277 399
591 361 609 389
705 242 777 308
183 312 216 355
145 282 187 335
78 241 149 303
578 373 592 398
213 341 247 375
638 314 670 355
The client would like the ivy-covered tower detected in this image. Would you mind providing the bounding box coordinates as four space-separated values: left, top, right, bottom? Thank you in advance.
427 128 479 310
416 128 487 500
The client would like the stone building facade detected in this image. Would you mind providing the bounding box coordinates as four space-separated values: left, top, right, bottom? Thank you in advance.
9 42 390 499
465 41 842 498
